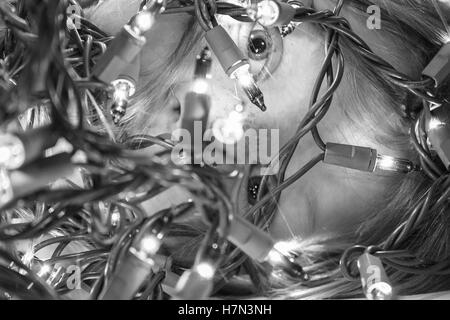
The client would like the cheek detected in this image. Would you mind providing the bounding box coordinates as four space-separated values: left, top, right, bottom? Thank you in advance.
251 26 325 141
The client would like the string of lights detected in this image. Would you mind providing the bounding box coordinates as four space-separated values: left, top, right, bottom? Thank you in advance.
1 0 450 300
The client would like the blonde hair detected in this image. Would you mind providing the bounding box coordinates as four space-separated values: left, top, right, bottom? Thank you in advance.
119 0 450 299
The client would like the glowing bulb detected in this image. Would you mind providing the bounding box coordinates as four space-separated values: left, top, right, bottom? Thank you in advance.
266 248 285 265
375 155 395 170
132 0 166 34
111 79 136 124
255 0 280 26
442 33 450 44
38 264 51 277
192 79 209 95
212 111 245 145
139 235 161 256
0 133 26 169
248 0 296 27
195 262 216 280
205 25 266 111
375 155 415 173
266 240 299 265
264 242 308 280
235 104 245 113
111 212 120 226
428 118 445 130
231 65 266 112
134 11 155 33
113 80 135 100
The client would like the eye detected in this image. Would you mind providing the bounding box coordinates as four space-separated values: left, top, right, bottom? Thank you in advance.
245 26 284 82
248 29 273 61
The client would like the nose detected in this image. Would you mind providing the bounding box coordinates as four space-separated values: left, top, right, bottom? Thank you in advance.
173 62 250 133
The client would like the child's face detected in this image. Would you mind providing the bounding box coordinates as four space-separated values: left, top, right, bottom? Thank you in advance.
87 0 402 240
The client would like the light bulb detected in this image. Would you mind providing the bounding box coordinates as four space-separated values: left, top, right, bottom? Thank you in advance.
195 262 216 280
0 153 77 209
191 79 209 95
265 245 307 280
139 234 162 256
132 0 166 34
38 264 51 277
205 25 267 112
374 155 415 173
0 127 58 170
324 143 416 174
175 267 215 299
226 215 308 280
231 65 267 112
266 248 285 265
0 134 25 170
212 111 245 145
133 11 156 34
249 0 296 27
111 212 121 226
256 0 280 25
111 79 136 124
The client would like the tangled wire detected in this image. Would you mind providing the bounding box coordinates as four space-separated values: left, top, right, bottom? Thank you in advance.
1 0 450 300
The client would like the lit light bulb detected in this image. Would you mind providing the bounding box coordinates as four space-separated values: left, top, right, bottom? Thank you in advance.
37 264 51 277
0 127 58 170
111 79 136 124
139 234 162 256
227 215 308 281
205 25 267 112
248 0 296 27
265 245 308 280
375 155 416 173
231 65 267 112
256 0 280 25
191 78 210 95
175 265 215 299
132 11 156 34
266 247 285 265
212 111 245 145
132 0 166 34
428 118 445 130
93 2 164 84
0 134 25 170
111 212 121 226
194 262 216 280
324 143 416 174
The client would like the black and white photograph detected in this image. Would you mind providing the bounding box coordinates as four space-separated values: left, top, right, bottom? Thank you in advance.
1 0 450 305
